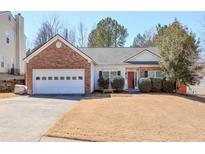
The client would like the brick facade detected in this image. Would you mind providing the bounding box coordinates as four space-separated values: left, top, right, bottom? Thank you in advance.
139 66 161 77
26 39 91 94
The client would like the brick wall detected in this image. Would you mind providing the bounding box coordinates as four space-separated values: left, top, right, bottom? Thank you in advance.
26 39 91 94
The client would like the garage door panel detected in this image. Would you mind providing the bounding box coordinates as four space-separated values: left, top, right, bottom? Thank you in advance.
33 69 85 94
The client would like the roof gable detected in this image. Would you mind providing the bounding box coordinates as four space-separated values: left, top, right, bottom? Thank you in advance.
124 49 160 63
24 35 94 63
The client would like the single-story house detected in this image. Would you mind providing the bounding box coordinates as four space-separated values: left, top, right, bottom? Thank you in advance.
24 34 161 94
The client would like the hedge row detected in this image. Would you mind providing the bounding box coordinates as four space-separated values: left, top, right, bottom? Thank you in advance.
138 78 175 93
98 76 175 93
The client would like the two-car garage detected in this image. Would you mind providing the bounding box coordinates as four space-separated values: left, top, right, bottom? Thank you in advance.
33 69 85 94
24 35 93 95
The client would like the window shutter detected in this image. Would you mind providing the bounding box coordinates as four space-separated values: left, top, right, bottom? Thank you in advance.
144 71 148 77
99 71 102 78
117 71 121 76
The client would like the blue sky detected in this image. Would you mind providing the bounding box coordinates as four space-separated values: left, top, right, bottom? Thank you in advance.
12 11 205 51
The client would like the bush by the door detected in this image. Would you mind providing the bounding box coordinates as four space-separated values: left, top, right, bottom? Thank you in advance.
151 78 162 92
111 76 125 91
162 80 175 93
139 78 151 92
98 77 109 89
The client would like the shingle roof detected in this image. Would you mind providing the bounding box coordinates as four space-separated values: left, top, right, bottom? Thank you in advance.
26 34 160 65
80 47 160 65
0 11 9 15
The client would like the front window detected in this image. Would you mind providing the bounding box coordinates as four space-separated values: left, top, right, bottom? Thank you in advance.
102 71 119 81
156 71 162 78
110 71 118 81
148 71 162 78
101 71 121 88
102 71 109 80
148 71 155 78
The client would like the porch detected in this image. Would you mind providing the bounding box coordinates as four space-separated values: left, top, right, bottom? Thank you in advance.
94 65 161 91
125 68 140 90
124 67 162 90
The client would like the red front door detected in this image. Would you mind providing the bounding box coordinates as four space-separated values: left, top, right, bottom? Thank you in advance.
128 72 134 88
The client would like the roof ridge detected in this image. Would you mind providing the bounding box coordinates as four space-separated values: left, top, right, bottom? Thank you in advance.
79 47 158 49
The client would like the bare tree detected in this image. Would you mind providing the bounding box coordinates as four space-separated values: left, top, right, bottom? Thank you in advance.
34 15 63 47
68 29 76 46
63 28 69 40
132 29 155 47
77 22 87 47
63 27 76 46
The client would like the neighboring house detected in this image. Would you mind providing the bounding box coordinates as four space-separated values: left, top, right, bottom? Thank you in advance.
0 11 26 75
24 35 161 94
187 60 205 95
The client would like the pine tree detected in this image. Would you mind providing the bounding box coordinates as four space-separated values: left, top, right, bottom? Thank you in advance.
88 17 128 47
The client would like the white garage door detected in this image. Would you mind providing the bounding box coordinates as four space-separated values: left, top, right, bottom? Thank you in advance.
33 69 85 94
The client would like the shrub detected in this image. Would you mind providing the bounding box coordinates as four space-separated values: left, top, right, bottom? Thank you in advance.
162 80 175 93
98 77 109 89
150 78 162 92
138 78 151 92
111 76 125 91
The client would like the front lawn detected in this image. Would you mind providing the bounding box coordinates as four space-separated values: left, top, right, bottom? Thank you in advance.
0 93 17 100
46 94 205 141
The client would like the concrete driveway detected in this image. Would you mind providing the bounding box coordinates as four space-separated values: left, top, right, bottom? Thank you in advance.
0 95 80 141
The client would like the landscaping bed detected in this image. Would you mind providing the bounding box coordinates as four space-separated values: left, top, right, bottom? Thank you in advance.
46 94 205 141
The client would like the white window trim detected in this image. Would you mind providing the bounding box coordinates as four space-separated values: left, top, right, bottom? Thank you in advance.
110 71 118 81
102 70 119 88
102 71 119 80
148 71 161 78
156 71 162 78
